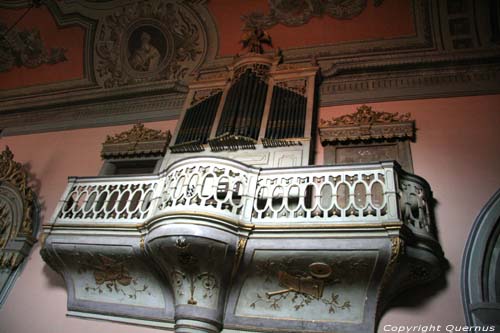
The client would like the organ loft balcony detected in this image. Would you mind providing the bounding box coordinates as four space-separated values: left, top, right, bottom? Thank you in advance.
41 48 445 333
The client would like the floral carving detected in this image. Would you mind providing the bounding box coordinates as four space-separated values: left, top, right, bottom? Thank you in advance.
104 123 170 144
102 123 171 158
319 105 415 142
0 21 67 73
95 0 203 88
320 105 411 127
242 0 384 30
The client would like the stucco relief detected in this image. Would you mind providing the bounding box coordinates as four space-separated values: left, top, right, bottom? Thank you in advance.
94 0 205 88
0 21 67 73
242 0 385 30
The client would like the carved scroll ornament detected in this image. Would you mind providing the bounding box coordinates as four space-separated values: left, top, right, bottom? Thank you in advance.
242 0 385 30
0 146 37 269
319 105 415 143
101 123 172 158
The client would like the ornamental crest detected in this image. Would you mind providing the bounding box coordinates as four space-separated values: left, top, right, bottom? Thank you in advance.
102 123 172 158
94 0 205 88
319 105 415 143
104 123 170 144
320 105 411 127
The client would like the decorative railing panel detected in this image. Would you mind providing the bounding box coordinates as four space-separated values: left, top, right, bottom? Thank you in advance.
252 163 398 224
51 158 433 238
157 158 259 222
55 176 160 224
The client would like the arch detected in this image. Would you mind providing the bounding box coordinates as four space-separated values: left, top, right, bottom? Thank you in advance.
462 189 500 327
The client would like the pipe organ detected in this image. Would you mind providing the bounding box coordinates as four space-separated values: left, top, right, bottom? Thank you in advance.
164 53 319 169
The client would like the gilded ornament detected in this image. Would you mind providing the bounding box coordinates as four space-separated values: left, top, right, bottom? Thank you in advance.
104 123 170 144
321 105 411 127
102 123 172 158
319 105 415 143
0 147 36 242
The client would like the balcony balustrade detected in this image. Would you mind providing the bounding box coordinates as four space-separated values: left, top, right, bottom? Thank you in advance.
42 156 443 333
51 157 434 236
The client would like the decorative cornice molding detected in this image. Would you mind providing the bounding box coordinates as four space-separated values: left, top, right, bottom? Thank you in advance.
319 105 415 143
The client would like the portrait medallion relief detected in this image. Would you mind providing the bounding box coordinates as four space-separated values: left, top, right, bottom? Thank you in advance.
125 22 173 75
94 0 207 88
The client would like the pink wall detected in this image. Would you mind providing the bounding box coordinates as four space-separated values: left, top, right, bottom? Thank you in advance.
0 121 176 333
319 95 500 327
1 94 499 331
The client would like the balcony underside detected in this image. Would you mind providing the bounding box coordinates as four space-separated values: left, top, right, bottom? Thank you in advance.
41 157 445 333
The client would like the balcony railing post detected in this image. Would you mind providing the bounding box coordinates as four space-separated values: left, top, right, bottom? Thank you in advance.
147 178 163 220
48 176 78 225
243 170 260 224
381 161 400 222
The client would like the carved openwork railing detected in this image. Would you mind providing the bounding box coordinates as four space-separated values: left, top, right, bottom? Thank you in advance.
50 157 435 236
55 175 160 224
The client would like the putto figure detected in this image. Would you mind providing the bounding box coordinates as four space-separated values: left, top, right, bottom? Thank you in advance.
129 32 161 72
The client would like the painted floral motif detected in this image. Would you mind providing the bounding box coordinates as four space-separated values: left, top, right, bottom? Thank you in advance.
249 256 369 314
76 253 150 299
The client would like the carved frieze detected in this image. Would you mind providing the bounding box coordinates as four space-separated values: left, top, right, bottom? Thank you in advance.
0 21 67 73
94 0 205 88
319 105 415 143
101 123 172 158
242 0 385 30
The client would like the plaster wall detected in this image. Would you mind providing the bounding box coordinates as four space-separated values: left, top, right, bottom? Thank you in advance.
0 94 499 332
0 121 176 333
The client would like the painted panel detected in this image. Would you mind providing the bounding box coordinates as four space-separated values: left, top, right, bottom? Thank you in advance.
235 249 377 323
